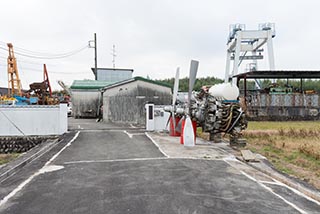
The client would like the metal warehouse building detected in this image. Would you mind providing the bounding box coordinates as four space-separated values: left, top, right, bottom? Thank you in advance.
71 67 134 118
70 80 113 118
102 77 172 125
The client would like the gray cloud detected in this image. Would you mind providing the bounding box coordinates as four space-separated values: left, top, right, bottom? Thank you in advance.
1 0 320 89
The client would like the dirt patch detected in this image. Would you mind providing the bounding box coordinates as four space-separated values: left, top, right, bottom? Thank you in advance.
0 153 20 165
243 122 320 190
197 121 320 190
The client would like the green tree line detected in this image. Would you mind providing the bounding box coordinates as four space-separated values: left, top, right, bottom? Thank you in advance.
239 79 320 92
157 76 320 92
156 76 224 92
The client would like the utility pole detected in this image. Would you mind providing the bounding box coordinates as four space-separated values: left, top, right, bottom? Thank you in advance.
94 33 97 77
89 33 98 80
111 44 116 69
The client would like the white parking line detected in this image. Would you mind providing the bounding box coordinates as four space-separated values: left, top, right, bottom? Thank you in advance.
145 132 169 157
130 124 137 128
224 158 320 207
0 131 80 208
123 131 145 138
260 180 283 186
240 170 307 214
269 179 320 206
123 130 133 138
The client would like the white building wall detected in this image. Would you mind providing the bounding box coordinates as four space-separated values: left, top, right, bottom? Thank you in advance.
97 69 132 82
0 104 67 136
71 90 101 118
102 80 172 124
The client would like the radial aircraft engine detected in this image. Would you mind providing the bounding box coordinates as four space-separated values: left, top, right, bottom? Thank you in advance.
165 60 247 146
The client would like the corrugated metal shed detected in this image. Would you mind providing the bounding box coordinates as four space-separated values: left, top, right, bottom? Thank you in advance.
102 76 172 125
70 80 115 118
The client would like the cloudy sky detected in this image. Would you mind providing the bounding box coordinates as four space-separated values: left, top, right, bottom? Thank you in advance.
0 0 319 90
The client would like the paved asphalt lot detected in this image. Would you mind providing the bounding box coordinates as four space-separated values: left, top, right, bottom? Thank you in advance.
0 118 319 213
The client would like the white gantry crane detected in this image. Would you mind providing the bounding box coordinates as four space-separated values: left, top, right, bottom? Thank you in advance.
225 23 276 85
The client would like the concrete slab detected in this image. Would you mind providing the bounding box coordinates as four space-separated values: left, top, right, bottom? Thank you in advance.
147 132 233 160
54 131 164 164
240 150 257 162
0 159 300 214
148 131 320 209
0 119 319 213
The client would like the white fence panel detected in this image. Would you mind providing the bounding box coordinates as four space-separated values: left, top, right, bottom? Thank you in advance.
0 104 67 136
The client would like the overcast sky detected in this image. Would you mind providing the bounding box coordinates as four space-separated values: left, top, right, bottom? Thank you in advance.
0 0 320 90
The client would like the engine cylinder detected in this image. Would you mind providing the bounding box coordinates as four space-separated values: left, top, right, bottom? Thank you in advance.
208 83 239 100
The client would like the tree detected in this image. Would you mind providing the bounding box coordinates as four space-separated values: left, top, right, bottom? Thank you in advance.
156 76 224 92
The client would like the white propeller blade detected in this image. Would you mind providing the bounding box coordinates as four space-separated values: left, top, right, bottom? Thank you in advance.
183 116 195 147
188 60 199 108
171 67 180 134
172 67 180 106
183 60 198 147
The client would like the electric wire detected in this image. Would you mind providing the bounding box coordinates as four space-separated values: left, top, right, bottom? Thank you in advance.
0 64 89 74
0 53 58 67
0 45 88 59
0 41 88 57
0 55 50 66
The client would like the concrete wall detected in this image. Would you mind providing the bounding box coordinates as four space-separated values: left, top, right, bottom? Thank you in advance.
71 90 101 118
0 104 67 136
103 80 171 125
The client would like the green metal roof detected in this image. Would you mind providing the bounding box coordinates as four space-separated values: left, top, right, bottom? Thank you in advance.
71 77 171 91
101 76 172 91
133 76 172 88
70 80 115 90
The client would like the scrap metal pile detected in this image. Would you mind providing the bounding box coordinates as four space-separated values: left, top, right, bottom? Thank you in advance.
1 43 59 105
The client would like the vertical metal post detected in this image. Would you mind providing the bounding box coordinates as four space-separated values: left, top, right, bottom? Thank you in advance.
225 51 231 83
94 33 98 78
244 75 247 99
267 30 275 70
232 32 242 85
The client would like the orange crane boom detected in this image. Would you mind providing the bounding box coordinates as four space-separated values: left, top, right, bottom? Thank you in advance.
7 43 22 97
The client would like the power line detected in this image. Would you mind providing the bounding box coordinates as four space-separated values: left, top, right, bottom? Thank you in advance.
0 56 48 66
0 44 88 59
0 41 89 57
0 64 89 74
0 53 57 67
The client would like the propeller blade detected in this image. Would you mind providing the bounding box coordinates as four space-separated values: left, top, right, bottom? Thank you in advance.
170 67 180 134
165 114 172 129
188 60 199 108
171 111 176 134
172 67 180 106
183 116 195 147
175 116 184 133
